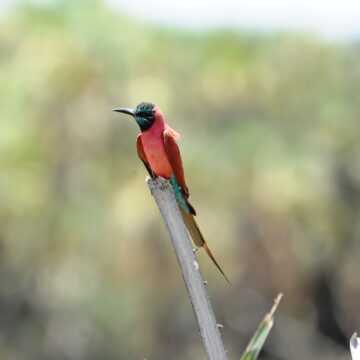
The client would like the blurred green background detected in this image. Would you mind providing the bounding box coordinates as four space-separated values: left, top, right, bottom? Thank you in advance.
0 1 359 359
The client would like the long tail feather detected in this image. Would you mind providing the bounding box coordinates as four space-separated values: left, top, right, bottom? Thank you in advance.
179 207 230 284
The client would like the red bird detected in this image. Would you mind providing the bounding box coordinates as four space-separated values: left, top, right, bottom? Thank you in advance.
113 102 229 283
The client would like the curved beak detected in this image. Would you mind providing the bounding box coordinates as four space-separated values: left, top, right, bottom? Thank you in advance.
112 108 135 117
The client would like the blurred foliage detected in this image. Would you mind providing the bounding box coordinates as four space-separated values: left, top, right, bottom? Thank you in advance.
0 1 359 359
240 294 282 360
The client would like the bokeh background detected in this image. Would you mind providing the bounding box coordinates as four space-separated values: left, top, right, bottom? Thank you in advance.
1 1 359 359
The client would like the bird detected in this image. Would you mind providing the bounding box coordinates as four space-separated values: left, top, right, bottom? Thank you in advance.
113 102 229 283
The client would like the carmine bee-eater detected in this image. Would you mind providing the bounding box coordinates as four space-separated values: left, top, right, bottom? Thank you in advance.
113 102 229 283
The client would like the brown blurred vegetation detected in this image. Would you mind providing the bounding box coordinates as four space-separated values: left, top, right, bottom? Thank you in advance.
0 1 359 359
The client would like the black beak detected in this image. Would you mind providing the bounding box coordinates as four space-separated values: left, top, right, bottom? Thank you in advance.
112 108 135 117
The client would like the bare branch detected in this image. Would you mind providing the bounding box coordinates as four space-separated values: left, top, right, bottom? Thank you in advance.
147 177 227 360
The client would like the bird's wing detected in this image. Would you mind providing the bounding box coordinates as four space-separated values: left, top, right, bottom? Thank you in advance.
136 134 154 178
164 131 229 282
163 129 189 198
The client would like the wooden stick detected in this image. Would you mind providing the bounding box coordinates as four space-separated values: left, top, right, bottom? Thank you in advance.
147 177 228 360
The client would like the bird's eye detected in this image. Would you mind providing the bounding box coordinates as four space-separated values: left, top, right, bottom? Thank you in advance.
138 111 152 119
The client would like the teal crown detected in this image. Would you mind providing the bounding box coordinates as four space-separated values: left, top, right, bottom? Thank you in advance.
134 102 156 131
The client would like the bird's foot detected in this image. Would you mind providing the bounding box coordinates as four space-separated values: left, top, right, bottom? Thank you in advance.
157 177 169 191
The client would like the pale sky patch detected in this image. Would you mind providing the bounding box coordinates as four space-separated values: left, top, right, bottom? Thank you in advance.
108 0 360 41
0 0 359 41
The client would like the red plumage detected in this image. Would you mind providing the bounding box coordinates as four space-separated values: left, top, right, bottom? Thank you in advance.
119 104 229 283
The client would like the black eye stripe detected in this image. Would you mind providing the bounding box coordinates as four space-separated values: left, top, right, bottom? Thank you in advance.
137 111 154 120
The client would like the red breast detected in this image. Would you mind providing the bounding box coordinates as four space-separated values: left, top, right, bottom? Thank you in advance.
140 107 173 178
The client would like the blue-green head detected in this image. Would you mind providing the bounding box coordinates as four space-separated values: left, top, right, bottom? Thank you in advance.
112 102 156 131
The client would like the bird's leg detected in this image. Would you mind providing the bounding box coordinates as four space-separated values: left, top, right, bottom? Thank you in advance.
149 169 156 179
158 177 169 191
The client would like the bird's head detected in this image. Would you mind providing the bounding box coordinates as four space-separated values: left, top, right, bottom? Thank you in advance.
112 102 156 131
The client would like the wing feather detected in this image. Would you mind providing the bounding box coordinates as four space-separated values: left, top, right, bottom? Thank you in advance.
136 134 154 178
163 129 189 198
